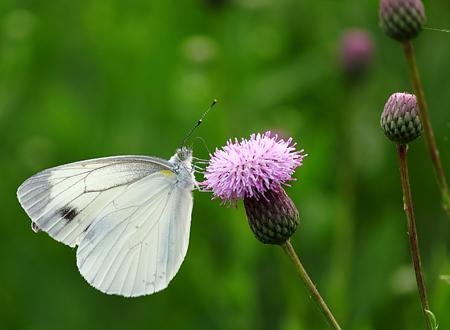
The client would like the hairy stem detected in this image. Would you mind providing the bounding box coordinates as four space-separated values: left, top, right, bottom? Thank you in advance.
282 241 343 330
402 41 450 219
397 144 433 330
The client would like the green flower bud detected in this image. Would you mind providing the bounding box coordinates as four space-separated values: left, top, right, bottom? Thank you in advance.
379 0 426 42
381 92 422 144
244 187 299 245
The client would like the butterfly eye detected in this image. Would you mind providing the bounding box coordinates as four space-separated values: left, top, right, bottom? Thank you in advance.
177 147 192 161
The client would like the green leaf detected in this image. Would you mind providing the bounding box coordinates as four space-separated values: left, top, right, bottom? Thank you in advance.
425 309 439 330
439 275 450 285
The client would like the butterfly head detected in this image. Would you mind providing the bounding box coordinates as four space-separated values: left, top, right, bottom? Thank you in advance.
170 147 196 189
170 147 193 168
177 146 193 162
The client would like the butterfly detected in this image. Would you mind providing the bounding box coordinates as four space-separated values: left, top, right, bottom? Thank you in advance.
17 146 197 297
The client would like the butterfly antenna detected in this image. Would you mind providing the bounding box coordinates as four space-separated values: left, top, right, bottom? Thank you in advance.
181 99 217 147
193 136 211 155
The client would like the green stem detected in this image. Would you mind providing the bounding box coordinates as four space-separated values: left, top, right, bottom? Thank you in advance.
402 41 450 219
281 241 343 330
327 84 359 323
397 144 433 330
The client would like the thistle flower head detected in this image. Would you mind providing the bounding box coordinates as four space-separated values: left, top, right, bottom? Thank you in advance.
202 131 306 204
340 28 374 79
379 0 426 41
380 92 423 144
202 131 305 244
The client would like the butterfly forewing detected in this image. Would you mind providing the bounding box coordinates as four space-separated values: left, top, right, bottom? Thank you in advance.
17 156 171 247
17 153 194 297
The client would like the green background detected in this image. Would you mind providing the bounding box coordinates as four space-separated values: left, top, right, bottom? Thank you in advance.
0 0 449 329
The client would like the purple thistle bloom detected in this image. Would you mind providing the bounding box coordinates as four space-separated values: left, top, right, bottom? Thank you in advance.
202 131 306 204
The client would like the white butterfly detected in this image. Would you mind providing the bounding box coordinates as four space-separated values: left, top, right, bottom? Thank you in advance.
17 147 196 297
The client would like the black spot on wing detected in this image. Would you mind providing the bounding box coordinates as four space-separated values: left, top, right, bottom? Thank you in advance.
83 224 91 233
31 222 41 233
58 206 78 222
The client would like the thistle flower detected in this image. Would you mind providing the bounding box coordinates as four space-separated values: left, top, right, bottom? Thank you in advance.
202 131 306 244
379 0 426 42
380 92 422 144
202 132 343 330
340 28 374 79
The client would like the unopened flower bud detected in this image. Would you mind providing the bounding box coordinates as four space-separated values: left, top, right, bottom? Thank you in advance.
379 0 426 42
340 29 374 80
244 187 299 245
381 92 422 144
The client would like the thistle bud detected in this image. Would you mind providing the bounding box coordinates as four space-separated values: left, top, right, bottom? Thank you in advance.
244 187 299 245
381 92 422 144
340 29 374 80
379 0 426 42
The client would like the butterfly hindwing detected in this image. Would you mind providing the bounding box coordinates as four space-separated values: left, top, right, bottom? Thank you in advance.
76 174 193 296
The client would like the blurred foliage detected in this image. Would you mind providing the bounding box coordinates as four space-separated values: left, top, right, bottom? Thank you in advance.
0 0 449 329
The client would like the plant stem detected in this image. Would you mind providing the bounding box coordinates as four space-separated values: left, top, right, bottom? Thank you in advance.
328 85 359 324
281 241 343 330
396 144 433 330
402 41 450 219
